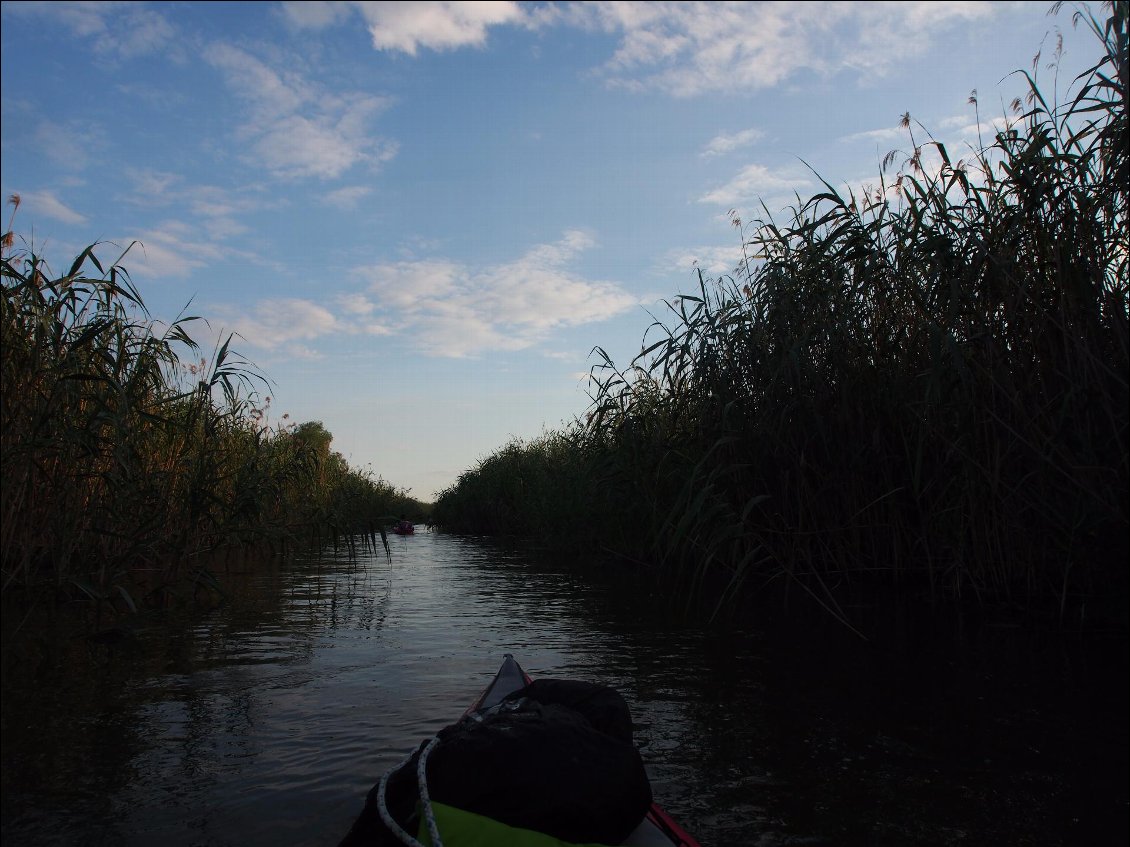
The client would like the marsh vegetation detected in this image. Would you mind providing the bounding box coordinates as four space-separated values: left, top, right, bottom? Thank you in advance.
433 3 1128 629
0 221 427 618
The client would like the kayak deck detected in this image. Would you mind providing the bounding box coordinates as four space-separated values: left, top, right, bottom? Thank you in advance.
470 655 701 847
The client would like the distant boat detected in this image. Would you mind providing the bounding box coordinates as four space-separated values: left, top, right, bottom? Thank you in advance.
392 521 415 535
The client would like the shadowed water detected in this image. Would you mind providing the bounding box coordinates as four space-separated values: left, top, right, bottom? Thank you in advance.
1 532 1125 846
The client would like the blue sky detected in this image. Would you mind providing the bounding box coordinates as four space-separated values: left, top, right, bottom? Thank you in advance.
0 1 1102 500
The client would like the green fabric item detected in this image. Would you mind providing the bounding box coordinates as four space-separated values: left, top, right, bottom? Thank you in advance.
418 801 614 847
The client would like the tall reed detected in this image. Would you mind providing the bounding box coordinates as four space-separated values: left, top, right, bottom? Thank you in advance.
1 221 423 613
431 430 604 547
434 2 1128 628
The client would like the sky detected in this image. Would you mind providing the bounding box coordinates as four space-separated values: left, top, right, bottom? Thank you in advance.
0 1 1104 500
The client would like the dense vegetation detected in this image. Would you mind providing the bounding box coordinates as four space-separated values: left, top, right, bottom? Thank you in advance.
434 3 1128 628
0 223 427 613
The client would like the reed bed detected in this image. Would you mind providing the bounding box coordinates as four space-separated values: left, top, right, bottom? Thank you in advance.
435 3 1128 628
430 431 605 546
1 221 425 614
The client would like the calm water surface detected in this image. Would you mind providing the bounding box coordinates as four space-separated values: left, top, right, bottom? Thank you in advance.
2 532 1126 846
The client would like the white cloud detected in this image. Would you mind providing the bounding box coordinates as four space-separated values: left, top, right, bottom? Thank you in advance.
938 113 975 131
840 124 906 144
337 292 395 336
699 164 814 208
253 114 367 180
701 128 765 158
203 43 396 180
355 230 640 357
558 1 997 97
337 293 376 316
205 290 400 361
363 1 524 54
842 109 1015 147
18 190 87 225
203 43 313 119
664 244 748 280
226 299 340 351
275 1 997 95
364 258 464 309
276 1 1000 99
124 222 228 279
104 217 275 282
283 1 527 54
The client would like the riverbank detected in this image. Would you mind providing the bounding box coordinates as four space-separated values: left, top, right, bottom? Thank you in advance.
432 5 1129 637
1 225 429 618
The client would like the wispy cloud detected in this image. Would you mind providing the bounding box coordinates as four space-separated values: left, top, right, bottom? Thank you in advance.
203 43 397 180
558 1 997 97
17 190 87 225
124 221 229 279
125 168 264 240
322 185 373 209
125 168 181 203
278 1 354 30
105 212 277 282
701 128 765 158
840 124 906 144
206 288 411 360
222 298 341 354
355 230 640 357
277 2 995 97
699 163 814 208
32 119 100 171
840 110 1003 146
336 292 395 336
2 2 175 59
838 109 1023 186
664 244 747 280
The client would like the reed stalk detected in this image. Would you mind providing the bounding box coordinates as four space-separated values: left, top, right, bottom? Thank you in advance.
1 225 424 614
434 2 1128 629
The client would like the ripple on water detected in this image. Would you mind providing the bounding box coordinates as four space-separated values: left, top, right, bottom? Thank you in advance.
3 533 1124 847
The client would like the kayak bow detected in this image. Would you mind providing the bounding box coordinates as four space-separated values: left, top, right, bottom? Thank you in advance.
462 655 701 847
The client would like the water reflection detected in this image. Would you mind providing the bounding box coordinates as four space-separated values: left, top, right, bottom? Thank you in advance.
2 532 1126 846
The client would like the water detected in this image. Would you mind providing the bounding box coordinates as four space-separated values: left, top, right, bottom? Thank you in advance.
1 532 1126 846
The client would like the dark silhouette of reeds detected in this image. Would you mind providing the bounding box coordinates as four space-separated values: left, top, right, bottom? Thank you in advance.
1 222 425 615
434 2 1128 629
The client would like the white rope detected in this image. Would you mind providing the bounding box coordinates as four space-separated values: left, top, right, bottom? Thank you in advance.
377 704 528 847
376 746 429 847
374 678 530 846
416 737 443 847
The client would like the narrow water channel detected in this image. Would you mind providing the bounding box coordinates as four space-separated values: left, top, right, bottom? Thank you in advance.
1 532 1126 846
